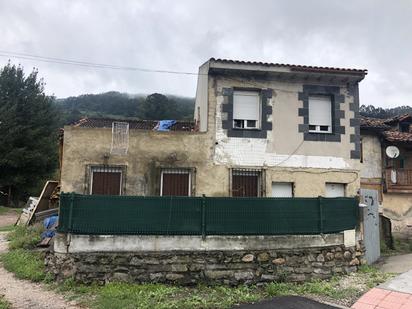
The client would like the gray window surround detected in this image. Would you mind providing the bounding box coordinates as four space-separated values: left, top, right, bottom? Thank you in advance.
221 87 273 139
298 85 345 143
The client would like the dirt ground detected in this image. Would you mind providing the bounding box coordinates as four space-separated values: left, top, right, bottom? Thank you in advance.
0 209 19 228
0 227 81 308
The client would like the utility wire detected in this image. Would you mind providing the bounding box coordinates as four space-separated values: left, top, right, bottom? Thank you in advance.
0 50 305 95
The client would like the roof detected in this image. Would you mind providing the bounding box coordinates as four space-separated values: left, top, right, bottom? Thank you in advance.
209 58 367 75
383 131 412 143
72 118 196 132
360 117 390 130
383 114 412 125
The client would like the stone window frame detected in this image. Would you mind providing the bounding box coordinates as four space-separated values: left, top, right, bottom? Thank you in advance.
221 87 273 139
298 85 345 142
84 164 127 195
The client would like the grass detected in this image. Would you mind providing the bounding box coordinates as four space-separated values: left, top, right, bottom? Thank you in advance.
0 226 14 232
0 206 22 215
1 249 52 282
7 224 43 250
0 296 10 309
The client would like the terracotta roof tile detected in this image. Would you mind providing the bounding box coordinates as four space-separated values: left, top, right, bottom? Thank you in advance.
210 58 367 75
383 131 412 143
360 117 390 130
72 118 196 132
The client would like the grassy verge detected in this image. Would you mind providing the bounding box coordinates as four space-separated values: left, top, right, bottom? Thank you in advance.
0 225 395 308
0 206 22 215
0 296 11 309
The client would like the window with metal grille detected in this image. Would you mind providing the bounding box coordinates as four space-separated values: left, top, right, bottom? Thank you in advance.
231 169 262 197
160 168 191 196
90 166 122 195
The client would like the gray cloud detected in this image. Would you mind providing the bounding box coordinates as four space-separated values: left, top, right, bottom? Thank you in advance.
0 0 411 107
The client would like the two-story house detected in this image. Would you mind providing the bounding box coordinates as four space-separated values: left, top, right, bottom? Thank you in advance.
60 58 367 199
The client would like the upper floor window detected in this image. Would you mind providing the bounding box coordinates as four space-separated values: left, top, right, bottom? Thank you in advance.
233 90 260 129
308 95 332 133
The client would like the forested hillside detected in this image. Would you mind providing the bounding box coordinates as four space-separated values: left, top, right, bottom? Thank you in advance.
55 91 195 125
360 105 412 119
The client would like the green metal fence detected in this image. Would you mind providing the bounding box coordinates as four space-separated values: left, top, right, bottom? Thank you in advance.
58 193 359 236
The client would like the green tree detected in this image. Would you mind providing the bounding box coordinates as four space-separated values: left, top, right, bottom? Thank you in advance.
138 93 179 120
0 63 58 206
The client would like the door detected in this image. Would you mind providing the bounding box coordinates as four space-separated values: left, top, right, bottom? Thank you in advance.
360 189 380 264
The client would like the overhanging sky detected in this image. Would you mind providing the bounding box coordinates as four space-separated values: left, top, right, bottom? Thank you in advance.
0 0 410 107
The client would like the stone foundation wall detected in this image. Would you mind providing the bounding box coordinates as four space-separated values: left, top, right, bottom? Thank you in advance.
46 243 365 285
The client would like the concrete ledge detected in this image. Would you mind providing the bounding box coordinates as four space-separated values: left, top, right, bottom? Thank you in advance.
55 233 344 253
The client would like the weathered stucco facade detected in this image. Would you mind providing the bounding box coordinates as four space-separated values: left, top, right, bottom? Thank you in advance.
360 117 412 236
61 59 366 198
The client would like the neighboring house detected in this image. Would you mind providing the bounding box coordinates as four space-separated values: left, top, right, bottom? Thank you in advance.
60 58 367 199
361 115 412 237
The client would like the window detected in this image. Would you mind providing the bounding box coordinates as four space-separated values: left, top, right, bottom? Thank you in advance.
325 183 345 197
90 166 122 195
308 95 332 133
233 91 260 129
232 169 262 197
161 169 191 196
271 182 293 197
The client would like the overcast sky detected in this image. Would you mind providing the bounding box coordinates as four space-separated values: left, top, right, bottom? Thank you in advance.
0 0 410 107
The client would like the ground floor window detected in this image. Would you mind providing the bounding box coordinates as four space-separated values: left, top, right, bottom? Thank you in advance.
90 166 123 195
160 168 191 196
231 169 262 197
271 182 294 197
325 183 346 197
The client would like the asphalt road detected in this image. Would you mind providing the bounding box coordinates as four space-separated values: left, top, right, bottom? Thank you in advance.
234 296 340 309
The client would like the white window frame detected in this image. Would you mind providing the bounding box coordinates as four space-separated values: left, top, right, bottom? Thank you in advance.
233 90 261 130
271 182 294 197
308 95 332 134
90 166 123 195
160 168 192 196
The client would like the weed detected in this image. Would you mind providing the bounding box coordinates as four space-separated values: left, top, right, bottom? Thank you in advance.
7 224 43 250
0 296 10 309
1 249 48 282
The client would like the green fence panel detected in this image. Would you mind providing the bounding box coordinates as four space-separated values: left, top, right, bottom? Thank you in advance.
205 197 320 235
58 193 358 235
322 197 358 233
58 193 202 235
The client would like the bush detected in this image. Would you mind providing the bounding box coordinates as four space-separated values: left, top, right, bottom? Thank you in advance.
7 224 43 250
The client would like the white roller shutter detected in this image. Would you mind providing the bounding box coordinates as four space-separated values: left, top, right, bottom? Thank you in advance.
309 95 332 126
233 91 260 121
325 183 345 197
271 182 293 197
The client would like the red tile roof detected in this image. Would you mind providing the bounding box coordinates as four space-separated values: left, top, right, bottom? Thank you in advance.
72 118 196 132
383 131 412 143
210 58 367 75
360 117 390 130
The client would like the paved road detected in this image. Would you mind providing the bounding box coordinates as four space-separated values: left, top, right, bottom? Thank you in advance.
234 296 340 309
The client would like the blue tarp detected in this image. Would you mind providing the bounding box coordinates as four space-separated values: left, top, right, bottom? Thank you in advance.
156 120 176 131
41 215 58 239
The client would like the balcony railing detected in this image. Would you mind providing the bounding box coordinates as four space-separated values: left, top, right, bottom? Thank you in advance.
385 168 412 192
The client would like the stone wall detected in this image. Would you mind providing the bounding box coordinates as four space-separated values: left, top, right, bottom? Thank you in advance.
46 243 365 285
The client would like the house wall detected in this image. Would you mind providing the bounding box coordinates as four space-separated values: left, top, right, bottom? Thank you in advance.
209 75 360 197
61 126 228 197
382 194 412 236
360 135 382 179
